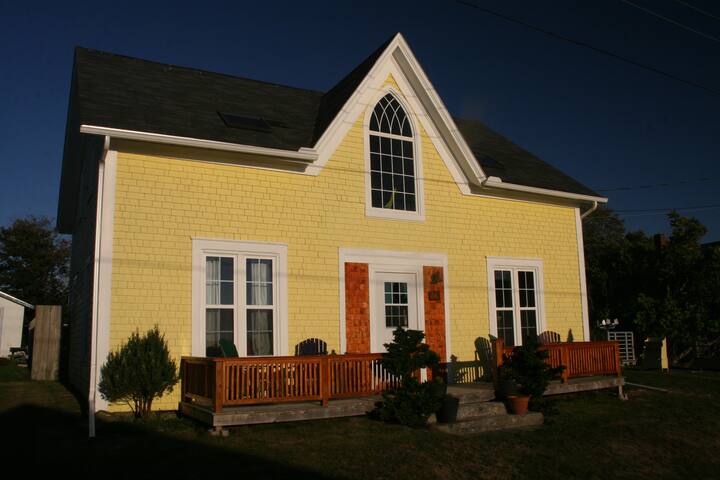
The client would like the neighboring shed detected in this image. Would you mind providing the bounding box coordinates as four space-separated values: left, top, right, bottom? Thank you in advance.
0 291 34 357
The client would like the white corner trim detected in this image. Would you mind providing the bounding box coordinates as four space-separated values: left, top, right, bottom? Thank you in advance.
338 248 450 359
575 208 591 341
362 86 425 222
191 238 289 357
80 125 318 163
89 147 117 417
485 256 546 345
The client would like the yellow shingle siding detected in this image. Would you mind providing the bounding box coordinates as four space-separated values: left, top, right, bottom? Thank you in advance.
108 86 584 410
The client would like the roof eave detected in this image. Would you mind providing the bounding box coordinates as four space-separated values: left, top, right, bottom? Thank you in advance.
80 125 319 163
481 177 608 204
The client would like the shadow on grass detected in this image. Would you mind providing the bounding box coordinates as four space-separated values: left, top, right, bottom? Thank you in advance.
0 405 335 479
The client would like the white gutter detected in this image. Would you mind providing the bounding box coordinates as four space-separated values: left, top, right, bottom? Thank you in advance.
0 291 34 310
580 200 599 219
481 177 607 204
80 125 318 163
88 136 110 438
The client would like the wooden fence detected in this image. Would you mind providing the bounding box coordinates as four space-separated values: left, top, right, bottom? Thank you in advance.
493 338 622 382
181 353 398 413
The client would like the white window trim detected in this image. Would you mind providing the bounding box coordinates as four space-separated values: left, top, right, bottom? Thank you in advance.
191 238 288 357
338 248 450 360
363 87 425 222
486 257 546 346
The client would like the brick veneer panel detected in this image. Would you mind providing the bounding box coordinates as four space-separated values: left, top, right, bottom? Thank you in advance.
345 262 370 353
423 266 446 361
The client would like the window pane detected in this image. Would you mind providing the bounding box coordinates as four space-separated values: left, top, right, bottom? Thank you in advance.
206 308 234 357
220 282 233 305
220 257 233 281
247 309 273 356
496 310 515 347
368 96 415 212
521 310 538 344
518 271 535 308
246 259 273 306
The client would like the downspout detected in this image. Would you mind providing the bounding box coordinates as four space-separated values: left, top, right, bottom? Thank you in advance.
88 136 110 438
580 200 598 219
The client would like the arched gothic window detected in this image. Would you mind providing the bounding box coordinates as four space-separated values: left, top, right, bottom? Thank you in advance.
369 93 416 212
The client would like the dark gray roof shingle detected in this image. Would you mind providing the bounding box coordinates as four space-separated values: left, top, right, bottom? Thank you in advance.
59 38 601 231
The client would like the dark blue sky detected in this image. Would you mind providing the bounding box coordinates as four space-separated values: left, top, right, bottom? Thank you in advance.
2 0 718 240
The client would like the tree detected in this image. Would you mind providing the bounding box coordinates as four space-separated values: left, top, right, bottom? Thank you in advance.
98 326 179 419
583 208 720 363
0 216 70 306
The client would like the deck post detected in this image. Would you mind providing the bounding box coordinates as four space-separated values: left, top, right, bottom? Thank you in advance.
213 359 223 413
180 358 186 402
320 356 330 407
560 347 570 383
492 338 504 387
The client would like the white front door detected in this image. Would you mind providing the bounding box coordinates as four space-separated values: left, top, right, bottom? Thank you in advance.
372 272 419 353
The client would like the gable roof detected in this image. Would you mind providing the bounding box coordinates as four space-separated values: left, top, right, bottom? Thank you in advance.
59 34 604 231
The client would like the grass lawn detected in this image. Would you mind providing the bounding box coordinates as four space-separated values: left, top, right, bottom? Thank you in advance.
2 362 720 479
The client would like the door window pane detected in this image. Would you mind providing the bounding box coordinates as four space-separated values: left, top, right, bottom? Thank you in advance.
384 282 409 328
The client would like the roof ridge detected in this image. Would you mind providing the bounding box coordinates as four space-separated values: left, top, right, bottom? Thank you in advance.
74 46 326 96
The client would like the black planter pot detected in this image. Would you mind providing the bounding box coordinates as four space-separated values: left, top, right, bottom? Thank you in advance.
436 395 460 424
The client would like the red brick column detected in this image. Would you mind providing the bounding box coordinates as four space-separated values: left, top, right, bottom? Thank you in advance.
345 263 370 353
423 266 446 361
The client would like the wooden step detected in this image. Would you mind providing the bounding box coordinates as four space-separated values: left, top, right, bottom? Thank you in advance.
432 411 543 435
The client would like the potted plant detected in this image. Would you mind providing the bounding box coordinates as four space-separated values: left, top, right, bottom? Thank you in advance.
435 393 460 423
498 341 564 416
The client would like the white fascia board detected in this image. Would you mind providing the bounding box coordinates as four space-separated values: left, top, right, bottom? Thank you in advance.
481 178 608 204
80 125 318 163
0 291 34 309
309 33 486 187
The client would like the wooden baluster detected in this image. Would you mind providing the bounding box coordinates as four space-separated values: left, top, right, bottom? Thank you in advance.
213 360 223 413
320 356 329 407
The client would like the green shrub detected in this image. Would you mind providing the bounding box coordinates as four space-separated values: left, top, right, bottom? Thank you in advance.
98 326 179 419
500 340 564 408
370 328 445 427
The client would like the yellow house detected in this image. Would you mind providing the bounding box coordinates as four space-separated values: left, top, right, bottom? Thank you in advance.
57 33 608 415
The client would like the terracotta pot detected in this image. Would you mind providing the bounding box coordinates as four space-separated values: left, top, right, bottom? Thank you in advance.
507 395 530 416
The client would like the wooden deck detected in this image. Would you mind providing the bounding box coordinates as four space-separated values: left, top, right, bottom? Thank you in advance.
180 376 623 428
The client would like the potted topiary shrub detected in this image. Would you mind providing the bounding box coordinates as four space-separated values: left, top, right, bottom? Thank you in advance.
499 340 564 416
370 328 445 427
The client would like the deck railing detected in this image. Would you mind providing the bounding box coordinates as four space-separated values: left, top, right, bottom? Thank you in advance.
493 338 622 383
181 353 398 412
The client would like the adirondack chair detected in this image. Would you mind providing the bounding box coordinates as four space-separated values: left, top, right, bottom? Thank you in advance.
538 331 562 345
295 338 328 356
219 339 239 357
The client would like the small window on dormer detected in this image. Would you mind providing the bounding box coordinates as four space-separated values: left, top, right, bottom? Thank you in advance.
369 94 417 212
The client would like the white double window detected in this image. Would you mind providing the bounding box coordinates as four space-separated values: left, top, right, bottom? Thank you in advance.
192 239 288 357
486 258 545 347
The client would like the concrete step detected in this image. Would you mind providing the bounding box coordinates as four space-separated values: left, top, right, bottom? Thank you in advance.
447 384 495 404
456 401 507 420
432 411 543 435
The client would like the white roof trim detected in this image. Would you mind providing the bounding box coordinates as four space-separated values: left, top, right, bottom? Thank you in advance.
481 177 608 203
310 33 486 186
80 125 318 163
0 291 34 309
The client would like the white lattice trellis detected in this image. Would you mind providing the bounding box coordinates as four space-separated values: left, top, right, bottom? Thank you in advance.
608 331 636 366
